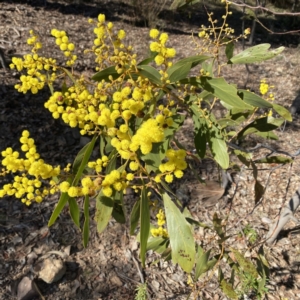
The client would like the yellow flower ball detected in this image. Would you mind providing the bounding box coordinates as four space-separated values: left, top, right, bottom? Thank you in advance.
149 29 160 39
165 174 173 183
67 186 78 197
98 14 105 23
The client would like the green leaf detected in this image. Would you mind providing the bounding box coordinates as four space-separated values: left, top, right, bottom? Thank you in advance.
72 135 97 186
140 187 150 267
138 51 158 65
48 176 73 227
167 55 210 82
185 217 211 229
62 67 77 85
106 149 118 173
254 156 293 164
230 248 258 278
137 65 162 85
48 191 70 227
257 246 269 295
229 44 285 64
163 192 195 273
170 0 200 10
191 104 207 158
130 200 140 235
272 103 292 122
161 248 172 261
47 79 54 95
191 104 229 168
201 60 214 78
208 132 229 169
169 62 192 83
82 195 90 247
68 197 80 229
253 131 278 140
197 90 214 102
212 213 227 241
217 118 240 128
95 191 114 234
238 90 272 108
105 137 114 154
61 82 68 94
234 150 251 167
147 236 169 254
220 279 239 299
99 135 105 157
141 142 165 173
112 191 126 224
92 66 121 82
200 77 253 109
225 41 234 61
237 116 284 139
228 108 252 124
195 247 210 279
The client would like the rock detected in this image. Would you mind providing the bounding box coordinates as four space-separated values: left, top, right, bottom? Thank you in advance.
110 274 123 287
151 279 160 292
17 276 39 300
38 257 66 284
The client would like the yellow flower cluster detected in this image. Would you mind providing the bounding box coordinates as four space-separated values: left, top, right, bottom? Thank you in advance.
131 119 165 155
156 149 187 183
259 79 269 95
198 29 209 40
7 14 183 209
259 79 275 116
149 29 176 66
111 118 165 159
0 130 60 205
10 30 58 94
151 209 168 238
59 176 101 197
101 170 127 197
88 13 136 72
51 29 77 66
88 156 109 173
27 30 42 53
10 53 57 94
156 105 173 127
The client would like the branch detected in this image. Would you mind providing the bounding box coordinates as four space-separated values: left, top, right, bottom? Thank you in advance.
227 142 300 158
231 0 300 16
253 16 300 35
231 1 300 35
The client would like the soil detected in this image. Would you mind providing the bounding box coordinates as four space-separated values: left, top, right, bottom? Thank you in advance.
1 0 300 299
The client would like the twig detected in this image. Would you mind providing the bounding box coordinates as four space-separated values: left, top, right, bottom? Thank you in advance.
231 0 300 16
253 16 300 35
231 0 300 35
227 142 300 158
131 252 152 300
227 142 300 244
10 26 21 37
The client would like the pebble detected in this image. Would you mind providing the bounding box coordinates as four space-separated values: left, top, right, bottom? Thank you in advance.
17 276 39 300
151 279 160 292
38 257 66 284
110 275 123 287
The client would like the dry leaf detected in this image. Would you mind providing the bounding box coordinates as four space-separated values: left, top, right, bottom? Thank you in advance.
189 181 225 207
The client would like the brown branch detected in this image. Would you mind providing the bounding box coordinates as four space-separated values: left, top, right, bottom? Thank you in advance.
231 0 300 16
254 16 300 35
